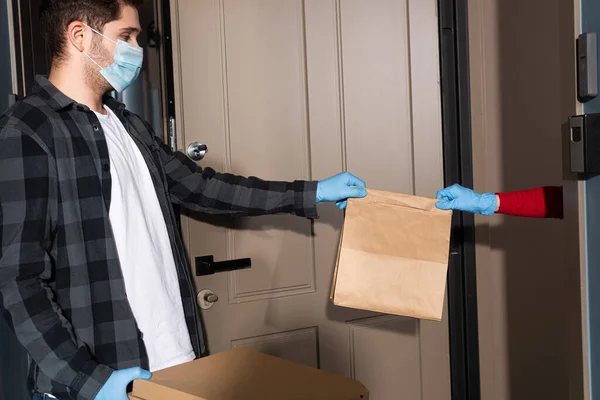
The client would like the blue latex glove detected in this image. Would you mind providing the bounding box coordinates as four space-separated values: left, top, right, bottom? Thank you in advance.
317 172 367 210
94 367 151 400
435 184 498 216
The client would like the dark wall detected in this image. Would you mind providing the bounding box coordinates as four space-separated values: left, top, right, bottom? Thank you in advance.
470 0 583 398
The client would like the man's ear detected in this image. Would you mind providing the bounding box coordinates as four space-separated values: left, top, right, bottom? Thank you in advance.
66 21 87 52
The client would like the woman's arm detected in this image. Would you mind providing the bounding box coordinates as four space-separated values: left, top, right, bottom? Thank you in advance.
496 186 563 219
436 184 563 219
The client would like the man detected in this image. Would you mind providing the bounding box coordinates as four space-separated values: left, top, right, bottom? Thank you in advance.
0 1 367 399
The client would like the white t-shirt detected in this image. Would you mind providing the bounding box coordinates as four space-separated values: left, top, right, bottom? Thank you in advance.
94 106 195 372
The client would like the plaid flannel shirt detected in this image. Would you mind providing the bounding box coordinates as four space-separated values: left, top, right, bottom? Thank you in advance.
0 76 318 400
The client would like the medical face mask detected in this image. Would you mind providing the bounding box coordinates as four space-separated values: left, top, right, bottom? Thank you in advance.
83 24 143 92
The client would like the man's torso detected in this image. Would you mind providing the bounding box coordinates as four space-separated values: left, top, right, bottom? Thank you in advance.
0 76 203 396
94 106 194 372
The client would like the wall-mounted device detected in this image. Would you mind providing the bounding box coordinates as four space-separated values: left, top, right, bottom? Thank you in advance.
577 32 598 102
568 113 600 174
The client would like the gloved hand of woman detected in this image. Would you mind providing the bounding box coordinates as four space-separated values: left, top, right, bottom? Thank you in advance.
435 184 498 216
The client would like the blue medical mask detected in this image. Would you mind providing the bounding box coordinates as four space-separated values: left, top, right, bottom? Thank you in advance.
83 24 143 92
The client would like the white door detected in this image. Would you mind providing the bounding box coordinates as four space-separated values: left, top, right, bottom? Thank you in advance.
169 1 448 398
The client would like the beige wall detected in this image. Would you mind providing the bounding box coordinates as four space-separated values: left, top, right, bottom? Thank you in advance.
468 0 586 398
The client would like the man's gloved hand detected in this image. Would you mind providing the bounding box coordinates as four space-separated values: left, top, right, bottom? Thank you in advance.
435 184 498 216
94 367 151 400
317 172 367 210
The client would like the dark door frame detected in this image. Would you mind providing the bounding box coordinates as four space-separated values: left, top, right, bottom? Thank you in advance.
438 0 481 399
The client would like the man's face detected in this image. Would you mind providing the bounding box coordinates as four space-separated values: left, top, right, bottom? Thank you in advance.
84 5 142 94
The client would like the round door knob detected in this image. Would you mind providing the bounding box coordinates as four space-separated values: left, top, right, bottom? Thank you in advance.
197 289 218 310
187 142 208 161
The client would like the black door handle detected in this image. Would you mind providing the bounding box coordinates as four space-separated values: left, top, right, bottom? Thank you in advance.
195 255 252 276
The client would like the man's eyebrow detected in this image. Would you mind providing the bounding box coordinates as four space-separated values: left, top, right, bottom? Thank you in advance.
120 26 142 34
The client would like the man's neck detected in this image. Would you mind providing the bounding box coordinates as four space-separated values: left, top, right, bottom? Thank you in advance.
48 67 105 114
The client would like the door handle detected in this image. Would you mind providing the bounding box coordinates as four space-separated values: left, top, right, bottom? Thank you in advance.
195 255 252 276
187 142 208 161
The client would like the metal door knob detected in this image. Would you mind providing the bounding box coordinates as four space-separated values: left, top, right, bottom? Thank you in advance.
197 289 218 309
187 142 208 161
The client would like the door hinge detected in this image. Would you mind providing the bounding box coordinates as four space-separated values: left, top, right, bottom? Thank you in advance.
168 116 177 152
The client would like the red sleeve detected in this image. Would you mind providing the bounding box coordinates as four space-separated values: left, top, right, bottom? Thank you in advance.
496 186 563 219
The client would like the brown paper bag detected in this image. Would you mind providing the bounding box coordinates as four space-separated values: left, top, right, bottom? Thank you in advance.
330 189 452 321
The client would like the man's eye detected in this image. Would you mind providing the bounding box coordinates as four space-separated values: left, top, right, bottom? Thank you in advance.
122 35 131 41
